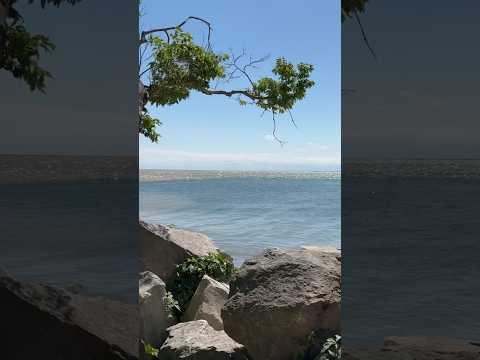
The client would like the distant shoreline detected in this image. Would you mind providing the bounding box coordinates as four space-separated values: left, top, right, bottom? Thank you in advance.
3 154 479 183
140 169 340 182
0 154 137 184
141 158 480 180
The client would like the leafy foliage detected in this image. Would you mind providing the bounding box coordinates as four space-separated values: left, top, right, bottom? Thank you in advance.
0 0 81 91
141 252 235 355
146 29 228 107
142 341 159 358
297 332 342 360
0 24 54 92
139 112 162 143
163 290 180 318
4 0 81 23
316 335 342 360
341 0 368 22
251 58 314 115
140 25 315 142
170 251 236 317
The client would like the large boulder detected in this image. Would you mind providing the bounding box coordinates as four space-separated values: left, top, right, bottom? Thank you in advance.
301 245 341 259
139 221 217 284
159 320 251 360
343 336 480 360
222 247 341 360
139 271 176 349
183 275 229 330
0 269 138 359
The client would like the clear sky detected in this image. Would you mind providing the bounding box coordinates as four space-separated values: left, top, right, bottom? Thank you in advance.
139 0 340 171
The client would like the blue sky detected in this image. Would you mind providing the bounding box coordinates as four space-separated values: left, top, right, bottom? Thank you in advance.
139 0 340 171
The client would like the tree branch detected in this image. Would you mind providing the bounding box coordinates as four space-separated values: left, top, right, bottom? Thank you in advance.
140 16 211 48
287 109 298 129
139 65 153 78
224 49 269 88
353 9 376 59
202 86 288 145
201 88 268 102
272 111 286 146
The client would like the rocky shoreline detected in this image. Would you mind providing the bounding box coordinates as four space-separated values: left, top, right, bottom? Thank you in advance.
139 221 341 360
0 268 138 359
2 222 478 359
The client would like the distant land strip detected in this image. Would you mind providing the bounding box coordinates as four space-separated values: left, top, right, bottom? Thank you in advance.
343 159 480 178
140 169 340 181
0 154 138 184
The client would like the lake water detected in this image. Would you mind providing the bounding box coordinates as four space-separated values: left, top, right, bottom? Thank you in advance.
0 180 138 303
342 161 480 345
0 172 339 302
2 163 479 343
140 172 341 265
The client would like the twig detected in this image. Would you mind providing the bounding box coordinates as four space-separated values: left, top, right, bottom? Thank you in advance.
287 109 298 129
272 111 286 146
224 49 269 88
139 42 149 68
201 88 269 102
139 65 153 78
353 9 376 59
140 16 212 49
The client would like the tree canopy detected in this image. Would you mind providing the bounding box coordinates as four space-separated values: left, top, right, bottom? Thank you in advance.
341 0 368 22
0 0 81 92
1 2 368 143
139 1 371 143
138 15 315 144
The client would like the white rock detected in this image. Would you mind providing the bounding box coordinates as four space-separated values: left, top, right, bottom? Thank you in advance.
183 275 229 330
159 320 251 359
139 271 176 348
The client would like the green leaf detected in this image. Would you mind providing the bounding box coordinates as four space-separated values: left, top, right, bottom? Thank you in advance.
142 341 159 358
169 251 237 319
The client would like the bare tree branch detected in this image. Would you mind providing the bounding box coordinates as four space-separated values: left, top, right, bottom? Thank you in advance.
140 16 212 48
203 83 290 145
139 65 153 78
200 88 269 102
353 9 376 59
223 49 269 88
139 42 149 69
287 109 298 129
272 111 286 146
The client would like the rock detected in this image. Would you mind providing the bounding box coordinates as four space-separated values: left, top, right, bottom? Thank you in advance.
343 336 480 360
0 269 138 359
183 275 229 330
70 295 138 358
301 245 341 260
139 271 176 349
159 320 251 360
139 221 217 284
222 247 341 360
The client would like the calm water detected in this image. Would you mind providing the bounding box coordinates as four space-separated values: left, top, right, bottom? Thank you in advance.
0 181 138 303
140 174 341 265
342 167 480 344
1 163 479 343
